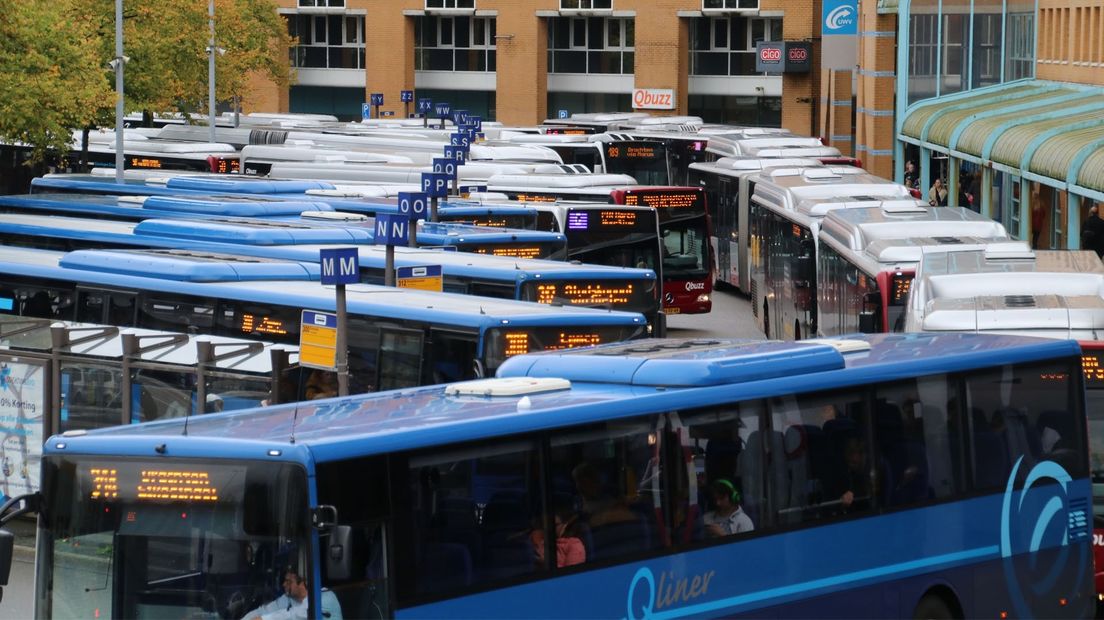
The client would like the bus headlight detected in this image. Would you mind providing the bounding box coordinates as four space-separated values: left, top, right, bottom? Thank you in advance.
696 294 711 304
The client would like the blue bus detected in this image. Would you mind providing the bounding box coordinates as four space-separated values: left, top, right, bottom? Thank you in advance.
0 245 648 394
29 173 545 230
0 334 1090 618
0 193 569 259
0 212 661 330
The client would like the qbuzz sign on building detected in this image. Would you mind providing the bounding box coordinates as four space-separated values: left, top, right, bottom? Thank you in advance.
755 41 813 73
631 88 676 111
822 0 858 69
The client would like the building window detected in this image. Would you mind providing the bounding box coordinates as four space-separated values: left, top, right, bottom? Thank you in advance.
561 0 613 9
690 16 781 76
703 0 759 10
548 17 634 74
415 16 496 72
289 13 364 69
426 0 475 8
298 0 345 6
1005 12 1034 80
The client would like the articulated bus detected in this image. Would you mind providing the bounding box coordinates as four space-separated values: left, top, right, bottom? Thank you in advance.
689 157 828 292
0 192 569 259
0 212 661 331
902 247 1104 602
815 205 1016 337
0 246 648 393
747 166 917 340
1 333 1093 618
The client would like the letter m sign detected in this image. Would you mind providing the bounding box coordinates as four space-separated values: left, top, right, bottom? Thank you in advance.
320 247 360 285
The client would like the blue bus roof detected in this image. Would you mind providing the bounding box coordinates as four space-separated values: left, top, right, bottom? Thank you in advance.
44 333 1079 463
0 193 567 248
0 213 649 283
0 245 646 328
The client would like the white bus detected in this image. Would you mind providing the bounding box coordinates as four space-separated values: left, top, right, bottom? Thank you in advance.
816 205 1017 337
747 166 915 340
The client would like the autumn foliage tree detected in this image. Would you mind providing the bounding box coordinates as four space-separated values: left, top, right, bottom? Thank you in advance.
0 0 293 164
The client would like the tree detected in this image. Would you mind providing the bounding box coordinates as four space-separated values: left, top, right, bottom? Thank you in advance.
0 0 294 164
0 1 114 163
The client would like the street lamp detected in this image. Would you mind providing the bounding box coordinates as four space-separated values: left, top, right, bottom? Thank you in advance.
114 0 125 183
206 0 225 144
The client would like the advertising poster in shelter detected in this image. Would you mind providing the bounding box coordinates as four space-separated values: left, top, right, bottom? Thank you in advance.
0 357 45 498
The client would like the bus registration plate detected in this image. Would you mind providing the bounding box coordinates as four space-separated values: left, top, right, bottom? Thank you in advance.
663 307 681 315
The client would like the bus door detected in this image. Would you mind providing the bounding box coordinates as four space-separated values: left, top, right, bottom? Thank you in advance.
1081 343 1104 602
75 287 138 326
780 223 816 340
428 329 479 384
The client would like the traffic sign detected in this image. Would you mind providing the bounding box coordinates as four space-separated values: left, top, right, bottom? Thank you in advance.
558 109 569 119
450 133 471 147
469 116 483 131
374 213 409 245
397 192 429 221
443 145 467 162
370 93 384 106
300 310 338 370
432 158 458 179
396 265 443 292
361 103 371 120
435 102 452 118
401 90 414 103
320 247 359 285
418 98 433 113
422 172 450 197
381 110 395 117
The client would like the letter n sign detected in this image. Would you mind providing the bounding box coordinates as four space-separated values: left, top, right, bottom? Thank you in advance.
374 214 409 246
320 247 359 285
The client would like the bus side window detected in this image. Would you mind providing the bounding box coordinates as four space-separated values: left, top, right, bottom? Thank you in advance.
428 331 478 384
377 328 424 391
769 391 870 524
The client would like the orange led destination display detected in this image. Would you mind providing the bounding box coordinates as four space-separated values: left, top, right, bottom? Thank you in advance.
622 190 701 211
500 330 605 358
600 210 638 227
535 282 635 306
606 144 661 160
241 313 289 336
891 275 913 304
545 333 603 350
474 246 546 259
1083 351 1104 386
130 157 164 169
89 468 220 502
514 193 559 203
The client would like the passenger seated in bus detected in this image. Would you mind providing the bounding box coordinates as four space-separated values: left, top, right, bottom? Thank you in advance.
703 479 754 537
571 462 636 528
305 370 339 400
242 566 343 620
530 499 586 568
834 438 875 513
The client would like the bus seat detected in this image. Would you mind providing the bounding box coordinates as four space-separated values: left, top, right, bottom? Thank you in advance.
434 498 481 560
588 516 649 561
480 536 536 581
417 543 473 594
480 491 530 534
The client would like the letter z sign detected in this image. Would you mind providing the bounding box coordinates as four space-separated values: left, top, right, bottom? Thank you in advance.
320 247 359 285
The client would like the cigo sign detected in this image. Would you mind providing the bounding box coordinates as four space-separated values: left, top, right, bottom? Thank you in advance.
632 88 676 110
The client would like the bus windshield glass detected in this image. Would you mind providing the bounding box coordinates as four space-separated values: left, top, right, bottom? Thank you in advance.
603 141 671 185
562 207 661 272
620 189 710 279
38 455 309 620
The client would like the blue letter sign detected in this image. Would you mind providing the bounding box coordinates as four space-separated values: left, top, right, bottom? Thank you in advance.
401 90 414 103
374 214 409 246
435 102 452 118
432 158 458 179
443 145 467 163
320 247 360 285
397 192 429 221
422 172 450 197
370 93 384 106
418 98 433 113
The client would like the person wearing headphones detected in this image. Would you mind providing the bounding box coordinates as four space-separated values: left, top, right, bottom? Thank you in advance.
703 479 754 537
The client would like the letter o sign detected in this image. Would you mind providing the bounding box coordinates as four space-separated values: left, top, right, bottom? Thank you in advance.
398 192 429 221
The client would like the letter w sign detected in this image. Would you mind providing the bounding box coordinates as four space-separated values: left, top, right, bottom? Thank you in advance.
320 247 360 285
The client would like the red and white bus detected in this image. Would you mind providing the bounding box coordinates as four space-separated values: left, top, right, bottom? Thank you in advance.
815 204 1016 336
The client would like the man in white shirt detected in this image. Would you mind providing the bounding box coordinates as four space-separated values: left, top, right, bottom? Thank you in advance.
243 569 308 620
703 479 754 537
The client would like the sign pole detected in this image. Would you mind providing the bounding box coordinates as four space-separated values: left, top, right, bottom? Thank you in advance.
335 283 348 396
385 245 396 286
430 196 439 223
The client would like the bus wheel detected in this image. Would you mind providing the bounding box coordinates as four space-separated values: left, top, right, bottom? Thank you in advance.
912 593 958 620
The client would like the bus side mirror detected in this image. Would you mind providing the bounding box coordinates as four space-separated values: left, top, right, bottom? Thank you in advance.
859 292 881 334
325 525 355 581
0 529 13 587
312 505 338 531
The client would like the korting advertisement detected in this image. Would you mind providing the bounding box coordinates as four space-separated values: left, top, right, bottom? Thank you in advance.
0 359 45 499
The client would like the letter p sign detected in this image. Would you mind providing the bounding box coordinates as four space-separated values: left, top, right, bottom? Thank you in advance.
421 172 449 198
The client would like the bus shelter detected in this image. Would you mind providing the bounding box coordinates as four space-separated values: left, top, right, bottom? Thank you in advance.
0 316 297 497
898 79 1104 250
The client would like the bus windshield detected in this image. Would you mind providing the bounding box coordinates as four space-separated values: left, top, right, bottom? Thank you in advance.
561 207 661 272
661 216 711 279
602 141 670 185
38 455 310 620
